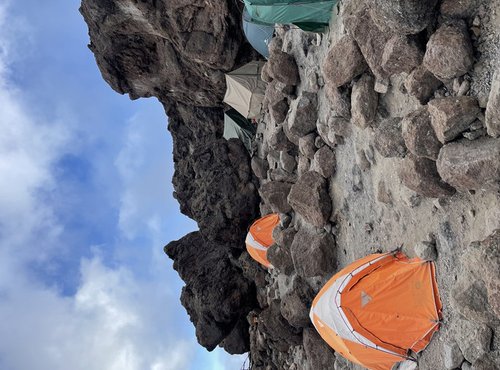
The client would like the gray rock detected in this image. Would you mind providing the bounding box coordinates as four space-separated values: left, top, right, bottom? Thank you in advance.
351 74 378 129
219 318 250 354
414 241 438 261
402 106 442 160
400 154 456 198
267 242 294 275
471 354 500 370
370 0 439 35
444 342 464 370
325 85 351 119
269 126 295 152
280 151 297 173
485 70 500 137
288 93 318 137
405 65 443 104
288 171 332 228
428 96 480 143
424 23 474 80
311 146 336 178
344 5 390 84
374 117 407 158
323 35 367 87
270 100 289 124
299 133 318 160
267 50 300 86
328 116 351 138
297 155 311 176
280 275 314 329
377 180 393 204
268 168 297 183
291 228 336 278
303 327 336 370
382 35 424 75
317 121 335 149
259 181 292 213
261 61 273 83
440 0 478 18
436 137 500 193
451 277 494 325
251 157 269 179
455 319 492 363
258 301 302 349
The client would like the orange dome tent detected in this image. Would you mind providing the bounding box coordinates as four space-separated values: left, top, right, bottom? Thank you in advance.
245 213 280 268
310 251 442 370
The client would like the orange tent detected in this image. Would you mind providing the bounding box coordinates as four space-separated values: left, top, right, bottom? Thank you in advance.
310 251 442 370
245 213 280 268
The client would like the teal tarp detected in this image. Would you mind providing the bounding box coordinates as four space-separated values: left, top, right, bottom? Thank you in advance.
243 0 338 32
243 8 275 59
223 109 256 152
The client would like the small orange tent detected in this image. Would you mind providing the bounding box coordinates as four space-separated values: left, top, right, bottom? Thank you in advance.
245 213 280 268
310 251 442 370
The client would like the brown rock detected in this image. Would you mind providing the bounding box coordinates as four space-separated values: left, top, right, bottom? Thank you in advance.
424 23 474 80
267 50 300 86
251 157 269 179
370 0 439 35
382 35 424 75
311 146 336 178
400 154 455 198
290 228 336 278
402 106 442 160
428 96 480 143
324 85 351 119
299 133 317 160
374 118 407 158
436 137 500 193
261 62 273 83
288 171 332 228
351 74 378 129
440 0 478 18
485 70 500 137
259 181 292 213
323 35 367 87
404 65 443 104
288 93 318 137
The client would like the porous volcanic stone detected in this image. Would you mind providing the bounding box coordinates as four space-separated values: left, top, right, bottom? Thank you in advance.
374 117 407 158
280 275 314 329
424 23 474 80
382 35 423 75
351 74 378 129
370 0 439 35
400 154 455 198
437 137 500 193
428 96 480 143
404 65 443 104
288 171 332 228
402 106 442 160
486 70 500 137
259 181 292 213
323 35 367 87
290 228 336 278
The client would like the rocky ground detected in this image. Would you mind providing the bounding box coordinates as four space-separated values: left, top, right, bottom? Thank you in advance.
81 0 500 369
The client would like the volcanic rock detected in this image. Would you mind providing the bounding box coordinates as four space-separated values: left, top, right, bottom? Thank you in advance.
382 35 423 75
303 327 336 370
280 275 314 329
486 70 500 137
404 65 443 104
351 74 378 129
251 157 269 179
288 93 318 137
288 171 332 228
259 181 293 213
290 228 336 278
374 118 407 158
267 50 300 86
324 85 351 119
299 134 318 160
440 0 478 19
402 106 442 160
311 146 336 178
323 35 367 87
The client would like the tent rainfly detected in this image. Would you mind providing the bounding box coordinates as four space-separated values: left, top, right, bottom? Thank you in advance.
310 251 442 370
245 213 280 268
223 61 267 120
243 0 339 32
242 8 275 59
223 108 256 152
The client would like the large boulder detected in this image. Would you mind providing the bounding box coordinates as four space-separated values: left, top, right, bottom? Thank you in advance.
374 118 407 158
402 106 442 160
436 137 500 193
428 96 480 143
323 35 367 87
399 154 456 198
370 0 439 35
423 23 474 80
165 232 256 351
486 70 500 137
351 74 378 128
291 228 336 278
259 181 293 213
288 171 332 228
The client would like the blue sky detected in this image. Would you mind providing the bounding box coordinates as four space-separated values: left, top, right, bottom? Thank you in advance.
0 1 246 369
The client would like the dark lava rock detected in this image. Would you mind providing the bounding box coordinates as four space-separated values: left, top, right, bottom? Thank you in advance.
351 74 378 129
267 50 300 86
303 327 337 370
291 228 336 278
267 242 295 275
219 317 250 354
374 117 407 158
280 275 315 329
423 23 474 80
404 65 443 104
288 171 332 228
259 181 293 213
399 154 456 198
259 300 303 348
370 0 439 35
251 157 269 180
437 137 500 193
382 35 423 75
323 35 367 87
165 232 256 351
402 106 442 160
440 0 479 19
428 96 480 143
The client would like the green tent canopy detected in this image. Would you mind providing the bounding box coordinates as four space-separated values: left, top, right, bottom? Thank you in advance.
243 0 339 32
223 109 256 152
